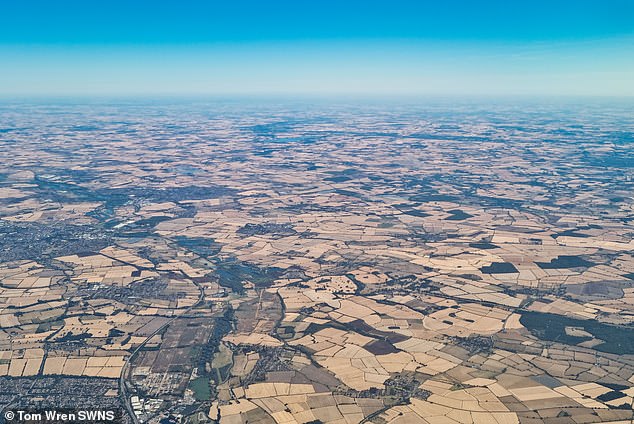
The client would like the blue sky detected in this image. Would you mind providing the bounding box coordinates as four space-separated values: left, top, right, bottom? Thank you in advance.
1 0 633 96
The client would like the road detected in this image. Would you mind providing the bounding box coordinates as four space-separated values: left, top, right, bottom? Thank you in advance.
119 273 205 424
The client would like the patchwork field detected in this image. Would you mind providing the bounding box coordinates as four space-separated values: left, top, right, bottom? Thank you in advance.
1 100 633 423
